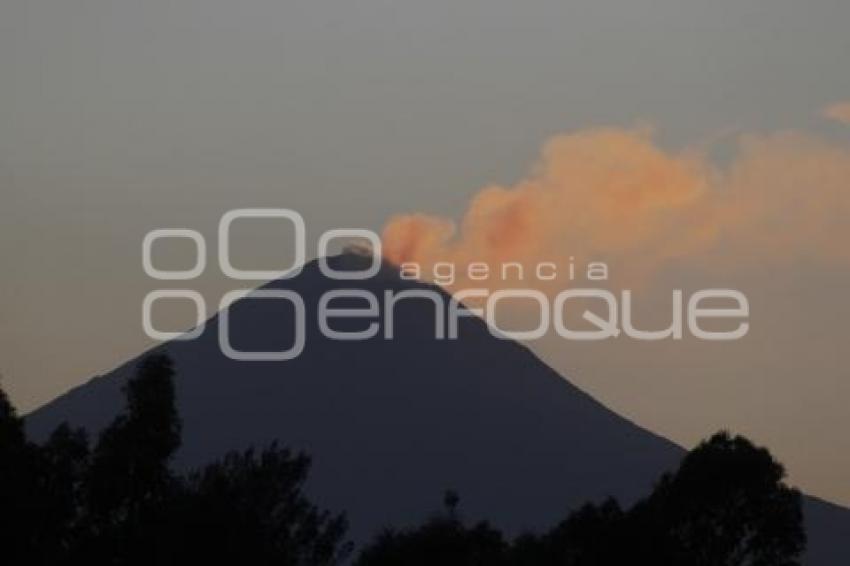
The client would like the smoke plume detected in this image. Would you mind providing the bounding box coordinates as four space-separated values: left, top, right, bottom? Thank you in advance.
382 125 850 290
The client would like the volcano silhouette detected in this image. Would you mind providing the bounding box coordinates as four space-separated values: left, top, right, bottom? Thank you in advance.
25 253 850 564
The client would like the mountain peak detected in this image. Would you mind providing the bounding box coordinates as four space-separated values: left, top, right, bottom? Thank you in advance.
320 248 403 281
27 258 850 564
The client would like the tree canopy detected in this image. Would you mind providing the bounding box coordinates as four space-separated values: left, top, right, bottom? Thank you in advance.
1 356 804 565
0 354 349 565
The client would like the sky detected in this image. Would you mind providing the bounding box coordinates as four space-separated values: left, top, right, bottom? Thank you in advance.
2 0 850 505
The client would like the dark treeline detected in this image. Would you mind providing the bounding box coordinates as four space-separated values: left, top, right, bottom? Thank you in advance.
356 437 805 566
1 355 805 565
0 355 347 566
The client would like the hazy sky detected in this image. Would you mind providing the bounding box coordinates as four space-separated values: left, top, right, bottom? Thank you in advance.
2 0 850 504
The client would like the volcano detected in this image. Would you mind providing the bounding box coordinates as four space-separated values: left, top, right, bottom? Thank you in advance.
25 253 850 564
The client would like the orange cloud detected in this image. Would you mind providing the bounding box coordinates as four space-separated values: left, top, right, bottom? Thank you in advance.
382 126 850 290
823 101 850 125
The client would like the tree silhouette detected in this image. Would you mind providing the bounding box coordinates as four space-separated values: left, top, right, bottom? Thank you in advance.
630 431 805 566
356 433 805 566
509 499 627 565
168 444 350 565
0 361 807 565
0 385 37 561
355 493 506 566
87 353 181 521
35 423 90 562
0 354 350 565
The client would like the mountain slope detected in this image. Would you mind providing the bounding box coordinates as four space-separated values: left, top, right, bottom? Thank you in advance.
26 254 850 563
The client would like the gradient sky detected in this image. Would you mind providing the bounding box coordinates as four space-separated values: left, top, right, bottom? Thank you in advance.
2 0 850 505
